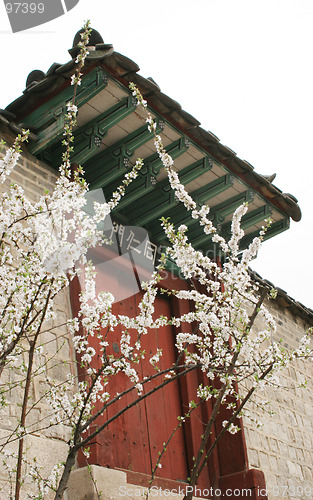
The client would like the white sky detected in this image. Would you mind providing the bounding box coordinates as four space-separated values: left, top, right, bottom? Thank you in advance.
0 0 312 307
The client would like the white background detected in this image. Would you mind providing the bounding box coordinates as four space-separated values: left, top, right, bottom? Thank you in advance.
0 0 312 307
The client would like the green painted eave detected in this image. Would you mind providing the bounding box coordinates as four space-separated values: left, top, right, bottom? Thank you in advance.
16 65 292 257
25 67 109 155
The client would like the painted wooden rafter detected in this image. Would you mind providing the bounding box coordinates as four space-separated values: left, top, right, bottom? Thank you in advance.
86 119 165 190
222 204 272 239
50 96 138 166
129 157 214 226
193 203 271 250
25 67 109 155
101 137 192 211
182 190 255 248
239 218 289 251
152 174 235 241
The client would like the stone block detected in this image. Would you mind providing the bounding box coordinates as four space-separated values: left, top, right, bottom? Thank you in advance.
0 428 21 481
277 440 288 457
285 409 297 426
47 359 71 383
41 330 58 356
302 464 313 481
287 426 295 443
262 470 277 490
295 448 304 461
26 434 68 468
248 448 260 468
259 451 270 470
42 421 65 441
268 438 279 454
66 466 204 500
286 461 303 480
268 455 278 472
277 458 288 475
287 446 297 461
0 480 13 499
66 466 127 500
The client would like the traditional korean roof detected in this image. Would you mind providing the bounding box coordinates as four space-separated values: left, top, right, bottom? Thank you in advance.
0 29 301 257
250 270 313 326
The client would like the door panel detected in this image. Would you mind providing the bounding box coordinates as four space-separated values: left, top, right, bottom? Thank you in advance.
138 294 188 480
71 265 218 489
93 280 189 480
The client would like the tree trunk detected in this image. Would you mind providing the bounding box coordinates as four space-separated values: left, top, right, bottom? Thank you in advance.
54 447 77 500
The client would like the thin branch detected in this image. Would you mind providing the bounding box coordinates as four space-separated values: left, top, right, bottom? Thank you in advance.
15 283 53 500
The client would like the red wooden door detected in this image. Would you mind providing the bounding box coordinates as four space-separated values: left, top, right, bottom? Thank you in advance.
96 289 189 481
71 255 254 495
139 293 188 481
71 252 220 489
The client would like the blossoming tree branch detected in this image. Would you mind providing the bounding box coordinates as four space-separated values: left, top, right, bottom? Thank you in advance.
0 21 311 500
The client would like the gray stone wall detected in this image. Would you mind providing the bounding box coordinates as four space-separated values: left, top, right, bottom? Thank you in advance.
0 127 57 199
0 129 74 499
244 298 313 500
